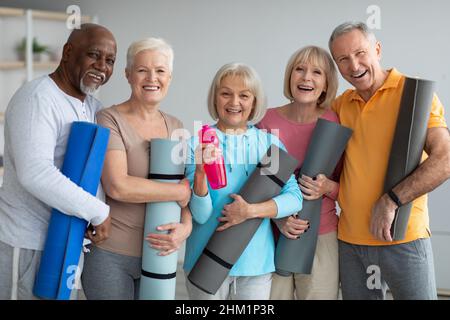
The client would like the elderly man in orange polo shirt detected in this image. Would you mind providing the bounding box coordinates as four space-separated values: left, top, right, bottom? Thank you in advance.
329 21 450 300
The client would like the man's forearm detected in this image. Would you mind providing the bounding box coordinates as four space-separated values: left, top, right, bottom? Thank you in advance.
393 132 450 205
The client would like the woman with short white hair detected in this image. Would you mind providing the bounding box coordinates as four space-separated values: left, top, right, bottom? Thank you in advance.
81 38 192 300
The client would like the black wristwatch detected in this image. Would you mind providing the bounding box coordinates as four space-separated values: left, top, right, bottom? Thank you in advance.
387 189 403 208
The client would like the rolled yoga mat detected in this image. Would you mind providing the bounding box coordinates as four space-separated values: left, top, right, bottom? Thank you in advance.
384 77 435 240
33 122 110 300
275 119 352 276
139 138 185 300
188 144 299 295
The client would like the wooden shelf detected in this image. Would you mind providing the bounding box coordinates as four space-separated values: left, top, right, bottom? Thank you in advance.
0 6 91 22
34 61 59 69
0 7 23 17
0 61 58 70
33 10 91 23
0 61 25 70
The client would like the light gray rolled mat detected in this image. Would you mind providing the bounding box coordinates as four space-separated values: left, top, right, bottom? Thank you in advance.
187 144 299 295
139 138 185 300
275 119 352 276
384 77 435 240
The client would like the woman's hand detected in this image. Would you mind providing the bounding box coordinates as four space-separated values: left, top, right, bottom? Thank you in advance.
193 143 223 197
216 194 253 231
298 174 336 200
145 208 193 256
194 143 223 173
273 214 309 239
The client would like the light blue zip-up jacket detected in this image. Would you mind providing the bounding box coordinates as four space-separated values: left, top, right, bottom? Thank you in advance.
183 124 303 276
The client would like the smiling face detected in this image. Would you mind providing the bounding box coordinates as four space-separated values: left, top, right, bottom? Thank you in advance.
330 29 384 100
126 49 172 106
215 75 255 132
290 61 327 106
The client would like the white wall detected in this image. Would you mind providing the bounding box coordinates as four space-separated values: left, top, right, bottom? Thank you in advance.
3 0 449 291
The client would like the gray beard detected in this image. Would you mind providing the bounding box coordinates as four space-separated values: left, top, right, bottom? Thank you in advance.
80 78 100 96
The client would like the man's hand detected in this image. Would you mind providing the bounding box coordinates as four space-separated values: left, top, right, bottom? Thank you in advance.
370 194 397 242
86 215 111 245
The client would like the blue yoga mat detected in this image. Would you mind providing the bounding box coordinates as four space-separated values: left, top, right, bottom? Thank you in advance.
33 122 110 300
139 138 185 300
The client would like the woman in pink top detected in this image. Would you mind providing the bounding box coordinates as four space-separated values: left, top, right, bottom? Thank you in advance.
257 46 341 300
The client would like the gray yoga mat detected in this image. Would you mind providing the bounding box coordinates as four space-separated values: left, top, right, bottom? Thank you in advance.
275 119 352 276
188 144 299 294
384 77 435 240
139 138 185 300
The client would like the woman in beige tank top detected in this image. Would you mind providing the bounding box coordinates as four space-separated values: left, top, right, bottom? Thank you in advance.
81 38 192 300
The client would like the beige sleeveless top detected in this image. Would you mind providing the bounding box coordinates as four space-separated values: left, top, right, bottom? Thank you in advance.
96 105 183 257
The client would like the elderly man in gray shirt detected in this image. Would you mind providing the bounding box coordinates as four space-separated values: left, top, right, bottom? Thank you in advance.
0 23 117 299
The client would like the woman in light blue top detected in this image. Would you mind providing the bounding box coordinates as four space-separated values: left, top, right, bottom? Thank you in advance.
183 63 303 300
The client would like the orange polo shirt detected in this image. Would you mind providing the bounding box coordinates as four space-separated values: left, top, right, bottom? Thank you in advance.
332 68 447 245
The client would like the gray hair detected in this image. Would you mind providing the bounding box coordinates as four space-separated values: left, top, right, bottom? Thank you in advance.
207 62 267 124
328 21 377 51
126 37 174 72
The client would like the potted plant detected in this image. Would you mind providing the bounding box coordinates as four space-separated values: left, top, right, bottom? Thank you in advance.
16 37 49 62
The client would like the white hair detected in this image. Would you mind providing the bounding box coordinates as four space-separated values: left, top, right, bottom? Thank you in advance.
126 37 174 72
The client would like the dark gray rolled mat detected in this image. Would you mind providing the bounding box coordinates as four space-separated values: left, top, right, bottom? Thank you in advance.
384 77 435 240
275 119 352 276
188 144 299 294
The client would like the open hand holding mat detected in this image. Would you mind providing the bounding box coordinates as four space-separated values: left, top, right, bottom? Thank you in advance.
275 119 352 276
33 122 110 300
139 138 185 300
384 77 435 240
187 144 299 295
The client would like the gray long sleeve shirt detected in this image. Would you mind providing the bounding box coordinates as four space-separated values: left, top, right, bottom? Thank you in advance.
0 75 109 250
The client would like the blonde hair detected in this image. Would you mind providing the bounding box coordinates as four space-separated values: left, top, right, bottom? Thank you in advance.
207 62 266 124
126 37 174 72
283 46 338 109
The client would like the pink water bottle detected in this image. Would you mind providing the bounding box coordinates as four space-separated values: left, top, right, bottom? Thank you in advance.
199 125 227 189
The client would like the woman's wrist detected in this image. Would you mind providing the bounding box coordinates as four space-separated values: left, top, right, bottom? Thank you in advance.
247 203 257 219
195 164 205 175
194 171 208 197
325 180 337 196
177 182 190 202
